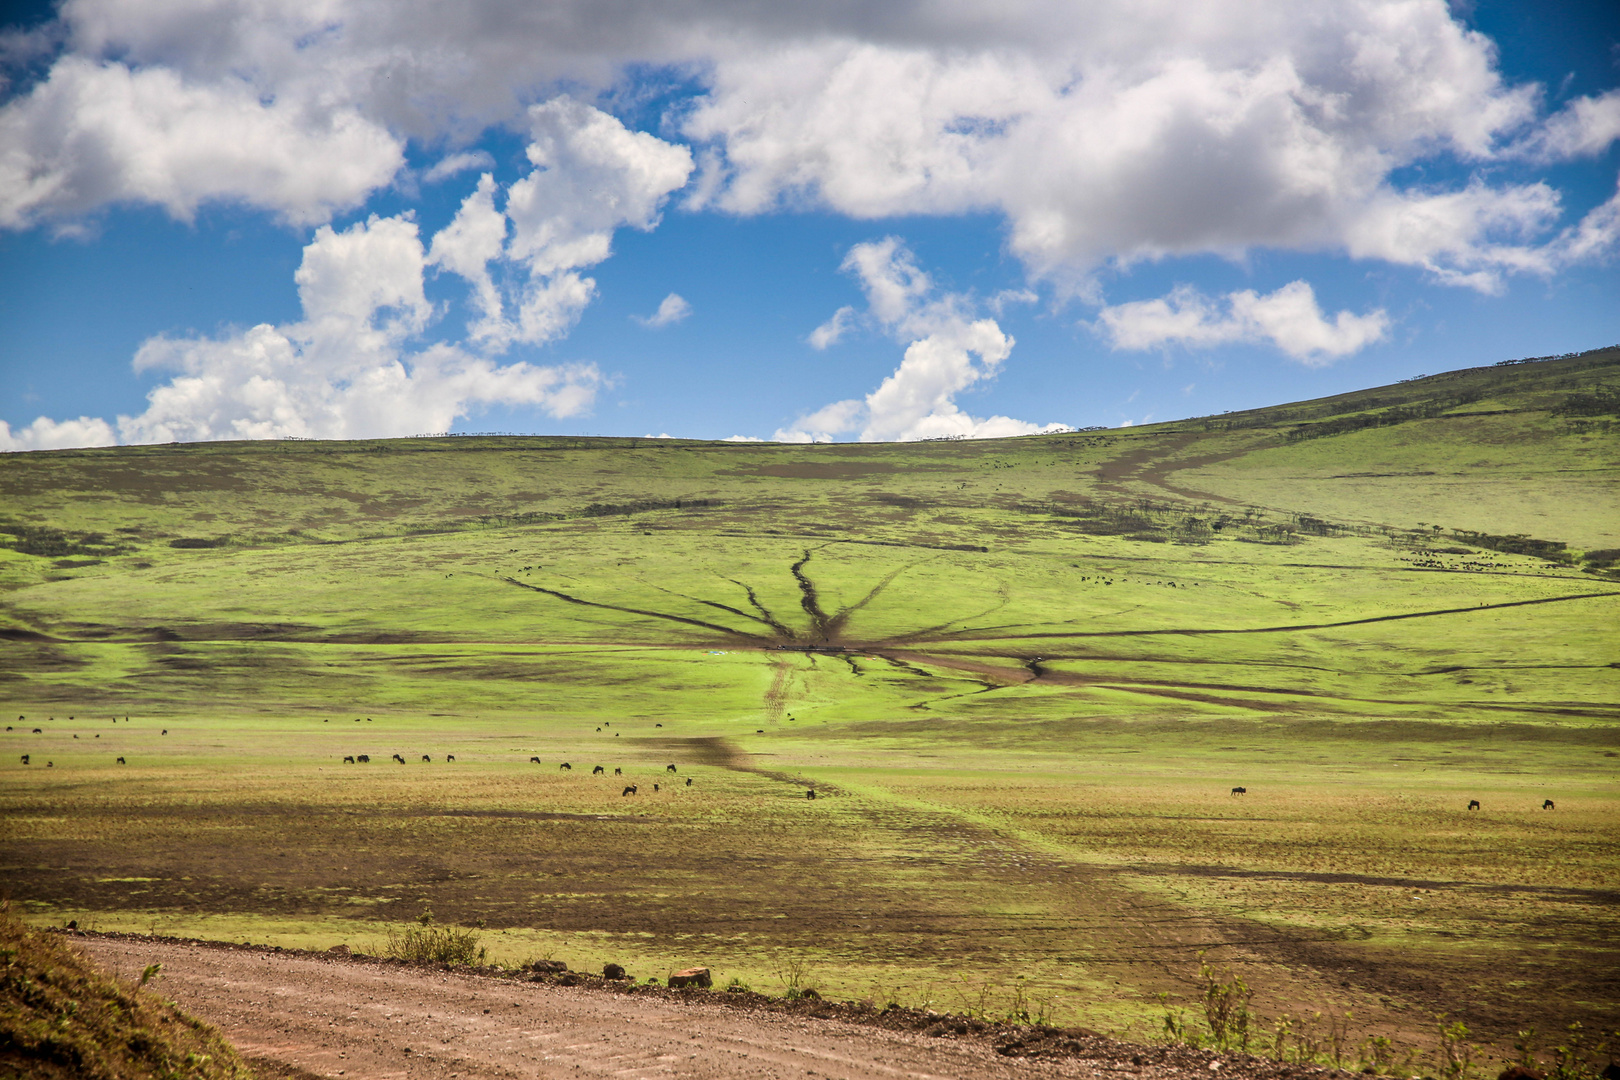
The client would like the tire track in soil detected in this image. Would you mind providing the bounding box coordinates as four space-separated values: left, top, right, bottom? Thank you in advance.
762 655 792 722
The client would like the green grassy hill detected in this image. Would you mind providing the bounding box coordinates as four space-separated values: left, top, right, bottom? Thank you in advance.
1 346 1616 1054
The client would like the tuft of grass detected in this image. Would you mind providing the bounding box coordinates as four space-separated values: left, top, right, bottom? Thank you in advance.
379 911 487 966
0 903 254 1080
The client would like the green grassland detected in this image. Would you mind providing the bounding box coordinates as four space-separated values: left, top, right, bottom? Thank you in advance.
1 347 1617 1054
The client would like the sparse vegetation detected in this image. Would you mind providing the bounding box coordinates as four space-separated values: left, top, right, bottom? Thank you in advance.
379 911 486 966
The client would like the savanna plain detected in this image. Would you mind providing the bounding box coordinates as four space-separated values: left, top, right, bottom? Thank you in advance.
3 348 1618 1070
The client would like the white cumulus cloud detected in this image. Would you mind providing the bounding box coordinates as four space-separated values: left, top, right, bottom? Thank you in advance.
427 97 694 352
0 56 402 229
777 238 1070 442
0 415 119 453
1096 281 1390 364
115 214 603 444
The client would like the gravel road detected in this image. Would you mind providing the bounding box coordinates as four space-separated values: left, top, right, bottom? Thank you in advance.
76 936 1341 1080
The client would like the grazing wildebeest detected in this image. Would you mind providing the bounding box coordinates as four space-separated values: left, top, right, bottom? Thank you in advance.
596 727 601 732
117 757 125 764
392 753 405 764
446 754 455 762
1231 786 1247 795
530 756 541 764
161 729 167 735
666 764 677 773
343 755 354 764
46 761 52 768
685 777 692 786
559 762 571 771
614 767 621 775
357 754 369 763
1468 799 1480 810
422 755 431 762
807 789 816 800
622 785 637 796
756 729 764 733
655 723 662 727
1543 799 1555 810
32 729 41 734
20 755 28 765
592 765 605 775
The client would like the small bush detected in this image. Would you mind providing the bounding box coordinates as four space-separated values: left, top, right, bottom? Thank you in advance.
380 914 486 966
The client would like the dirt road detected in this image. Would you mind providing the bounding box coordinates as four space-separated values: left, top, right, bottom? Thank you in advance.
76 936 1292 1080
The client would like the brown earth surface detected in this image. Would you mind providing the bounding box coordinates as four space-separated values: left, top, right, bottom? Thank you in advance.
74 933 1367 1080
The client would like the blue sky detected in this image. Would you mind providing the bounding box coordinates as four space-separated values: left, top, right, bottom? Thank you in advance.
2 0 1617 449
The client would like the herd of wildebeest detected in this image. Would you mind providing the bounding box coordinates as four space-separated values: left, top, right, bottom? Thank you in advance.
5 713 1564 808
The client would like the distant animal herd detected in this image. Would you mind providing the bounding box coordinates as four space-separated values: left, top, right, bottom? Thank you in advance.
2 715 1568 811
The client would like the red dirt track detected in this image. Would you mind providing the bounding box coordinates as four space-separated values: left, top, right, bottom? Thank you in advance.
75 935 1356 1080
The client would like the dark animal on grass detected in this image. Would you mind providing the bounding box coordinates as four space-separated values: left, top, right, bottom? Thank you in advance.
343 755 354 764
1543 799 1555 810
685 778 692 786
20 755 28 765
666 764 677 773
614 767 621 775
807 789 816 800
32 729 41 734
393 753 405 764
653 783 659 792
116 757 125 764
592 765 604 775
1231 786 1246 795
530 756 541 764
622 785 637 796
1468 799 1480 810
446 754 455 762
46 761 52 767
422 755 431 762
357 754 369 763
161 729 167 735
559 762 571 771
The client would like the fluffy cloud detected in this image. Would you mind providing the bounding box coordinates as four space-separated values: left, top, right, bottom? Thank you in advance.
6 96 694 450
115 214 603 443
427 98 693 351
634 293 692 328
0 415 118 453
2 0 1612 297
1096 281 1390 364
777 238 1069 442
680 4 1565 288
0 56 402 229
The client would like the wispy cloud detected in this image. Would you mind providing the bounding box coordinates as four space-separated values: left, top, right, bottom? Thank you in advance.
634 293 692 328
